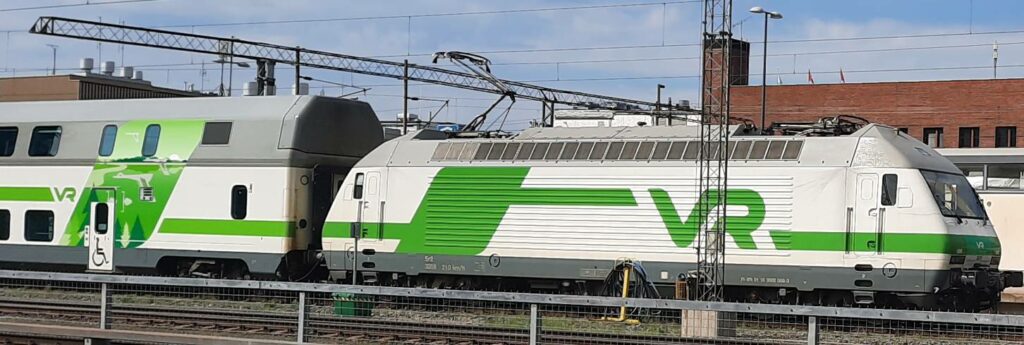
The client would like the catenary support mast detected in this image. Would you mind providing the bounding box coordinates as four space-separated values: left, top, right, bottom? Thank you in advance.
696 0 732 302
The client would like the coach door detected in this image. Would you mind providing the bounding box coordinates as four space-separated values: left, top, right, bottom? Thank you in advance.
88 188 116 272
850 173 882 256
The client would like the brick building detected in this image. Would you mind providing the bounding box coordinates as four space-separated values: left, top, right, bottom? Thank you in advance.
716 40 1024 148
0 72 204 102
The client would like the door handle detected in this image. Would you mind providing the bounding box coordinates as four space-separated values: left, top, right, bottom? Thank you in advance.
868 208 878 216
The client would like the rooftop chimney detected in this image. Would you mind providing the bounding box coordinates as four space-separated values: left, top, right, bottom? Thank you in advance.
119 66 134 78
79 58 94 74
242 82 258 96
100 61 115 75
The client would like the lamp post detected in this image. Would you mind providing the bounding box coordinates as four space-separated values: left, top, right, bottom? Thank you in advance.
299 75 371 98
45 44 58 75
750 6 782 134
656 84 665 125
214 58 250 96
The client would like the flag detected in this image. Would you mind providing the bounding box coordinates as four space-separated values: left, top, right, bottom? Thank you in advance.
840 68 846 83
807 70 815 84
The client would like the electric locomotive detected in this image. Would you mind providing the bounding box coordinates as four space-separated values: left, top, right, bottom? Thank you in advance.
324 122 1023 310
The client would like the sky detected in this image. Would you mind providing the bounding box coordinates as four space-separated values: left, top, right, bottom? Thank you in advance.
1 0 1023 129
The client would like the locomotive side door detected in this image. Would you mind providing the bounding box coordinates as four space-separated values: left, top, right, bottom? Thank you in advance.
87 188 116 272
851 173 881 256
357 170 387 244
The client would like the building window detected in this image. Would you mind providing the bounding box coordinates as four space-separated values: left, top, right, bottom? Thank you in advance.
142 125 160 157
881 174 898 206
0 127 16 157
24 210 54 242
28 126 62 157
958 127 980 148
231 185 248 220
0 210 8 241
98 125 117 156
923 128 944 148
996 126 1017 148
201 122 232 145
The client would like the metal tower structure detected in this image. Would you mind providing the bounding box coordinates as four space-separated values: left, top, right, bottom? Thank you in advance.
29 16 659 124
696 0 732 302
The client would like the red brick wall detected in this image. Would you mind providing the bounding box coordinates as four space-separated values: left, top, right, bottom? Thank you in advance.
730 79 1024 148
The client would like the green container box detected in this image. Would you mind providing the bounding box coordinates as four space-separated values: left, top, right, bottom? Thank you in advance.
333 292 373 317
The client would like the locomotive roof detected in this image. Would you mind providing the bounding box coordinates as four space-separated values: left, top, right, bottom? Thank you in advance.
358 123 961 173
0 96 384 167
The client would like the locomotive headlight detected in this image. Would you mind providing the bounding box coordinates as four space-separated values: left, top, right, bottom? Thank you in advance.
950 256 966 265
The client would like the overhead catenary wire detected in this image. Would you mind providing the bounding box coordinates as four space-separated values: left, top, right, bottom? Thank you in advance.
0 0 157 12
149 1 702 29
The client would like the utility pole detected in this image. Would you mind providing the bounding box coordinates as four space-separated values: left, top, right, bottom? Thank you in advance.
403 59 410 135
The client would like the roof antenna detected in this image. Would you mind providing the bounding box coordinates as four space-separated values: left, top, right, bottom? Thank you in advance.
433 51 516 132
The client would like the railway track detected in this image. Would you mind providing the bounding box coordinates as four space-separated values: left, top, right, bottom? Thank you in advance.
0 297 772 345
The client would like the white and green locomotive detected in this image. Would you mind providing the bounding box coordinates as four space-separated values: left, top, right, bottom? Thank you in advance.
324 124 1023 310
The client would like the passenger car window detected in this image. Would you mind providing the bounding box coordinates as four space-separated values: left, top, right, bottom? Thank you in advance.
25 210 54 242
98 125 117 157
94 203 110 234
142 125 161 157
0 127 16 157
28 126 62 157
201 122 232 145
231 185 248 220
881 174 898 206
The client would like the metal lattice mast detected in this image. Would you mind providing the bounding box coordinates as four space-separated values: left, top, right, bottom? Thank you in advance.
29 16 658 111
696 0 731 302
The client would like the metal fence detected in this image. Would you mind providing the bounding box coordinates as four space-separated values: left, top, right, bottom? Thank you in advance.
0 269 1021 344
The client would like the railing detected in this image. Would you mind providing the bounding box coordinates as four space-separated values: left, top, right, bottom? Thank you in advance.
0 269 1020 344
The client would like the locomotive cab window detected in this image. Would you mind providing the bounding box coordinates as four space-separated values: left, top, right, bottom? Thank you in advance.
142 125 161 157
0 210 8 241
881 174 898 206
231 185 247 220
98 125 117 157
28 126 61 157
353 173 365 199
922 170 987 219
0 127 16 157
201 122 232 145
25 210 54 242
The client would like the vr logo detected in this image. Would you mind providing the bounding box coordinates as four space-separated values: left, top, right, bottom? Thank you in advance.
53 187 77 202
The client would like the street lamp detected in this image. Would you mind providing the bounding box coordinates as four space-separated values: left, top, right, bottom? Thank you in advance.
408 96 451 126
750 6 782 134
656 84 666 125
299 76 371 98
213 58 250 96
45 44 58 76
